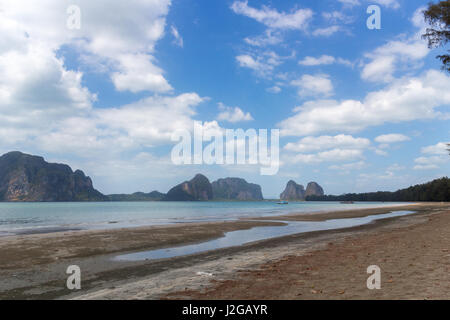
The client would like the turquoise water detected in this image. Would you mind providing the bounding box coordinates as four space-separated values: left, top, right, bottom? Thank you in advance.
0 201 411 236
115 210 415 261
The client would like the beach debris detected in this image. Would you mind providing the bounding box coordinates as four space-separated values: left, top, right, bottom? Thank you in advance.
196 271 213 277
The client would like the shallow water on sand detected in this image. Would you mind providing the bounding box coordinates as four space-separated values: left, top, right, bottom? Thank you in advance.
114 210 415 261
0 201 410 236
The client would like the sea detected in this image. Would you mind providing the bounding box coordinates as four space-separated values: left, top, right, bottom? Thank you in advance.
0 201 411 237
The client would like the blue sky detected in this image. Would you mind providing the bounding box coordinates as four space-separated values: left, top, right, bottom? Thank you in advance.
0 0 449 198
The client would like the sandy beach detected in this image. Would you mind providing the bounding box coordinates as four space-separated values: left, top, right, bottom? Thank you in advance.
0 202 448 300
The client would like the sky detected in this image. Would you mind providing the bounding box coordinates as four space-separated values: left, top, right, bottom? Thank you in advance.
0 0 449 198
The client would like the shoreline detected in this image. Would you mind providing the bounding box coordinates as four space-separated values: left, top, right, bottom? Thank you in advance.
0 202 448 299
0 201 418 237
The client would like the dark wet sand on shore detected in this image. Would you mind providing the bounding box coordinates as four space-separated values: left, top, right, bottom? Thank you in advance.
0 203 448 299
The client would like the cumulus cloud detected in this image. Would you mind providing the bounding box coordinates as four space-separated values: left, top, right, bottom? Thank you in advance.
414 156 447 170
375 134 410 144
1 0 173 93
290 74 334 97
244 30 283 47
299 55 352 66
230 1 313 31
266 86 282 94
414 142 449 170
216 103 253 123
372 0 400 9
312 26 341 37
279 70 450 136
284 134 370 153
236 51 284 77
283 135 370 166
421 142 449 155
361 38 428 83
361 9 429 83
322 11 354 24
286 148 365 164
337 0 360 7
26 93 207 156
111 53 172 93
0 0 212 157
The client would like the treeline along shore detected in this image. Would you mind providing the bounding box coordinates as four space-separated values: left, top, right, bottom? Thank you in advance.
307 177 450 202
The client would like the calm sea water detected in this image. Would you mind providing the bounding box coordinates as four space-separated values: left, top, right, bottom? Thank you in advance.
0 201 410 236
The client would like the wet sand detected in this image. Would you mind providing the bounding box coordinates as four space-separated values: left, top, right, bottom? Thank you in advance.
0 203 448 299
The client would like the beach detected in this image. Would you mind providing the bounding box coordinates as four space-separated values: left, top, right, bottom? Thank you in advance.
0 202 448 300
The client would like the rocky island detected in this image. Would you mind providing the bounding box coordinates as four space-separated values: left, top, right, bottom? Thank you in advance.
280 180 324 201
0 151 107 201
211 177 263 201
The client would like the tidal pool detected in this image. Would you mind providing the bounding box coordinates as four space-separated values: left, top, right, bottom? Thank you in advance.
114 210 415 261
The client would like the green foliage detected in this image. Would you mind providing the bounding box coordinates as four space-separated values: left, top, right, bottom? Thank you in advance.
307 177 450 202
422 0 450 72
108 191 165 201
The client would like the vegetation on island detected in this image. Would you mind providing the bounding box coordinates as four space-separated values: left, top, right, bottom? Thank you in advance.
307 177 450 202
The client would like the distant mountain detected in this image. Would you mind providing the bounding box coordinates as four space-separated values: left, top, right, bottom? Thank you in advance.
164 174 213 201
305 182 324 198
108 191 165 201
280 180 305 201
0 151 107 201
280 180 324 201
306 177 450 202
212 177 263 200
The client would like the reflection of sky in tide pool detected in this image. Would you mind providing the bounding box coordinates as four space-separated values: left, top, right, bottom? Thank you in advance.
0 201 411 236
114 211 415 261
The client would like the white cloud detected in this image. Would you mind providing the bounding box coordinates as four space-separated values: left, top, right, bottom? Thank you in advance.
283 134 370 166
230 1 313 31
312 26 341 37
244 30 283 47
279 70 450 136
216 103 253 123
286 148 365 164
284 134 370 153
236 54 271 76
236 51 284 77
337 0 360 7
372 0 400 9
267 86 281 94
171 25 184 48
414 142 449 170
290 74 334 97
375 134 410 144
1 0 173 93
374 148 388 156
414 156 447 170
299 55 352 66
111 53 172 93
361 12 429 83
421 142 449 155
322 11 354 24
0 0 217 162
329 161 366 171
32 93 207 155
